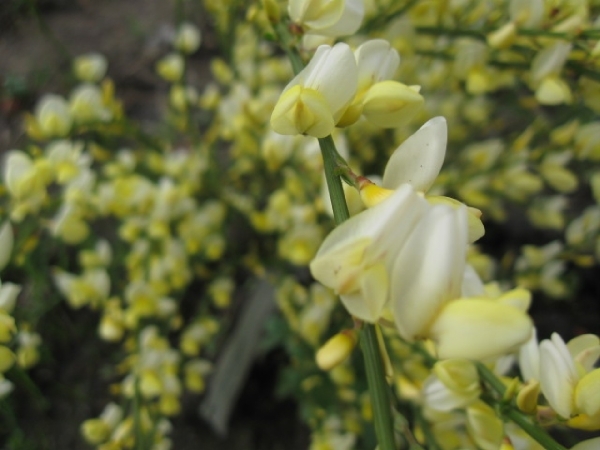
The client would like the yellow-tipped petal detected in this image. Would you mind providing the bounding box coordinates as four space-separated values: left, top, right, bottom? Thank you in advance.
382 116 447 192
270 85 334 138
536 76 573 106
427 196 485 243
567 412 600 431
362 80 424 128
431 298 533 360
517 380 541 414
575 368 600 418
359 182 394 208
466 401 505 450
487 22 517 49
434 359 480 398
570 437 600 450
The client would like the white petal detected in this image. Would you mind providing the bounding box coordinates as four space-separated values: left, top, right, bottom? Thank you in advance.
392 205 467 340
460 265 486 298
567 334 600 372
313 183 420 260
531 42 572 83
309 0 364 36
338 261 389 322
539 333 578 418
382 117 447 192
570 437 600 450
355 39 400 91
518 328 540 382
303 43 358 118
423 375 474 412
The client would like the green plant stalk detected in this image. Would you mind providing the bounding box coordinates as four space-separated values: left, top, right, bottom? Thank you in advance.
476 363 568 450
318 135 396 450
274 23 304 75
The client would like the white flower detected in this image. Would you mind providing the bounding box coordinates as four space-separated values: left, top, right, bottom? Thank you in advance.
271 43 357 137
520 332 600 427
289 0 364 37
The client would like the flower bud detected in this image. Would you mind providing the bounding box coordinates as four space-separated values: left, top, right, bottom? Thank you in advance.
434 359 480 398
174 22 201 54
0 346 15 373
536 76 573 105
156 53 185 82
261 0 281 23
517 380 541 414
487 22 516 49
35 94 72 138
575 368 600 418
81 419 110 445
0 313 16 343
0 283 20 313
0 221 13 272
289 0 364 37
466 401 504 450
316 330 357 371
73 52 108 82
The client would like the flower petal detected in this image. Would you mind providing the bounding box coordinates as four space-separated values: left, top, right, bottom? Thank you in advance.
382 117 447 192
574 368 600 418
430 298 533 360
540 333 578 418
392 204 467 340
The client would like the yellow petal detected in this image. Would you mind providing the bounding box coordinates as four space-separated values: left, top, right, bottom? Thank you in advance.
430 298 533 360
575 368 600 418
270 85 334 138
362 80 424 128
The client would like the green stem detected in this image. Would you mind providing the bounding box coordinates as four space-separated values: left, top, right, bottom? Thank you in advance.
318 137 396 450
415 26 486 41
318 136 350 224
476 363 568 450
274 23 304 75
360 325 396 450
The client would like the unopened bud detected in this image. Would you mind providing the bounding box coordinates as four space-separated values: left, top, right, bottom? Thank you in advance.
261 0 280 23
174 23 201 54
503 377 520 402
517 380 540 414
0 313 16 343
156 53 185 82
81 419 110 445
487 22 516 49
316 330 357 371
0 346 15 373
35 95 72 138
73 52 108 82
0 221 13 271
